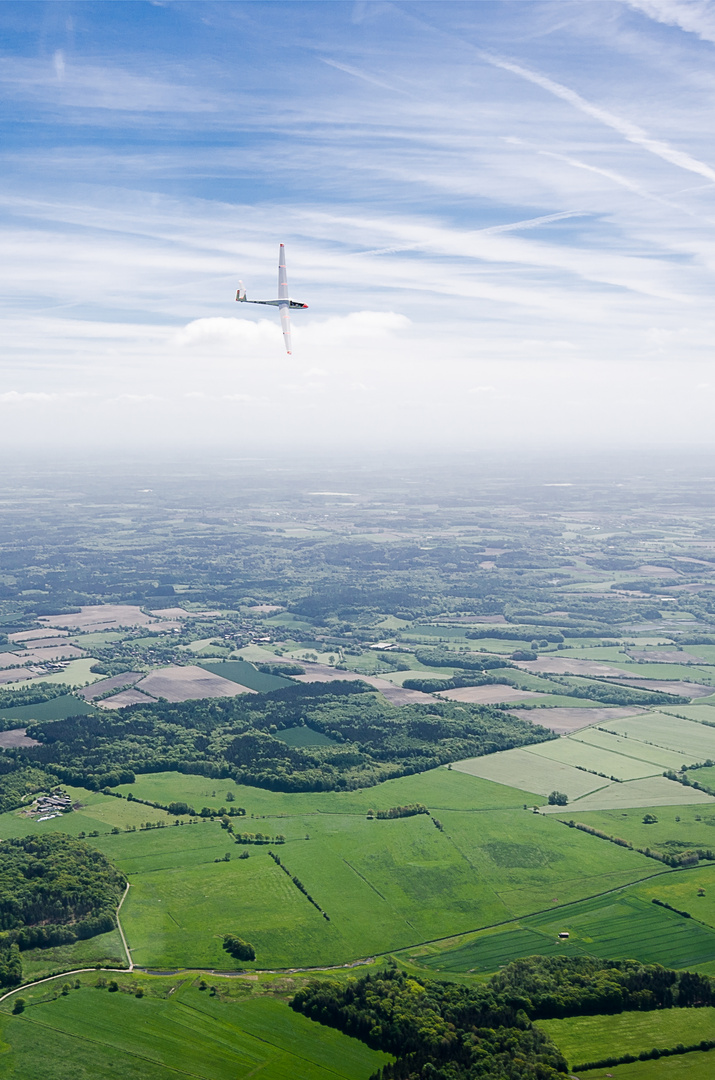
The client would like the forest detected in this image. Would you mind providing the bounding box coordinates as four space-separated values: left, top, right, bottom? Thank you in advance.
0 833 126 984
9 681 554 792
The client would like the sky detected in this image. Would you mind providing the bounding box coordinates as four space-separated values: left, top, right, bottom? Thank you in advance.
2 0 715 454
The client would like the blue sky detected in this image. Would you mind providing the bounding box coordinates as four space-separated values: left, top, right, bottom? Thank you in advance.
2 0 715 452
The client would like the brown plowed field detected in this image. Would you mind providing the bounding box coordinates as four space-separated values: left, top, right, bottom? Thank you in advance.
39 604 160 631
509 705 645 734
438 685 549 705
135 665 256 704
97 688 158 709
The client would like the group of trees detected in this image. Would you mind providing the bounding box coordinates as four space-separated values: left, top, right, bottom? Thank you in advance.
291 959 715 1079
222 933 255 962
291 968 567 1080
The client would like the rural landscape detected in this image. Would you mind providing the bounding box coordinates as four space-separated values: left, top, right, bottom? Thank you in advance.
2 454 715 1077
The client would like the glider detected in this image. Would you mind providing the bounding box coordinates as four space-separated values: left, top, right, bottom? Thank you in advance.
236 244 308 354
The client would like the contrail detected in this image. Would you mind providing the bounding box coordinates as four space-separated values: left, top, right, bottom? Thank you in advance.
355 211 589 256
481 51 715 184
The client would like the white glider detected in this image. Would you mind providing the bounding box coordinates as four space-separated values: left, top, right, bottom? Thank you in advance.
236 244 308 354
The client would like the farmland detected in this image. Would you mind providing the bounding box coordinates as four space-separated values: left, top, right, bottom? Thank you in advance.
538 1007 715 1069
0 975 391 1080
412 880 715 975
7 458 715 1073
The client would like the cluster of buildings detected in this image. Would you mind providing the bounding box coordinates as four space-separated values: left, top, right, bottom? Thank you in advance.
33 788 72 819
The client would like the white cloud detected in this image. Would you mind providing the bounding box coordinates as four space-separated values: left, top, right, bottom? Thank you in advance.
622 0 715 44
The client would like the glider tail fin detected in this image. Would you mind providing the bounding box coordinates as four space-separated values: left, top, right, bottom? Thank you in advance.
236 281 246 302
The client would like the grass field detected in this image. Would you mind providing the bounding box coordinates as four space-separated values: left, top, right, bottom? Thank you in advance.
0 693 96 724
109 765 547 815
19 928 127 982
539 1007 715 1068
552 803 715 857
0 979 391 1080
277 725 337 747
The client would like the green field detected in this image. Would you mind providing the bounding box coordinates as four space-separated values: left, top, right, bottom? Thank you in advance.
539 1007 715 1069
571 1053 715 1080
607 714 715 760
414 885 715 975
452 746 611 798
526 736 665 780
0 766 659 971
0 693 96 724
552 803 715 858
19 928 127 982
605 662 715 683
552 776 714 813
0 979 391 1080
197 660 293 692
574 727 693 769
2 658 103 690
525 891 715 968
417 925 587 972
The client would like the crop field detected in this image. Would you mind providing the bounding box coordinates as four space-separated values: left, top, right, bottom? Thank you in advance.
0 980 390 1080
559 1051 715 1080
572 727 692 770
538 1007 715 1069
0 693 96 724
417 926 587 972
661 704 715 721
78 672 143 700
543 776 715 814
39 604 160 631
451 747 610 798
607 714 715 760
97 687 157 708
526 736 664 780
409 884 715 975
197 659 293 692
525 892 715 968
